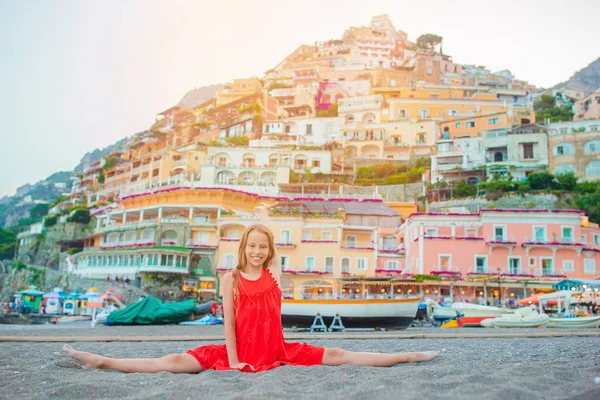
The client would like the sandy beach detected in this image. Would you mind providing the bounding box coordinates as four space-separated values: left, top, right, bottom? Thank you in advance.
0 324 599 400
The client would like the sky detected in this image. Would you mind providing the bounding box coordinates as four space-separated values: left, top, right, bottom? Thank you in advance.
0 0 598 197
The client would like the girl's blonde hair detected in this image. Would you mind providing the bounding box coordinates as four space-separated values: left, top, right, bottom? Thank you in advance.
232 224 275 300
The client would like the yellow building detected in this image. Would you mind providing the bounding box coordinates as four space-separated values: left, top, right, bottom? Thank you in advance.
216 78 264 106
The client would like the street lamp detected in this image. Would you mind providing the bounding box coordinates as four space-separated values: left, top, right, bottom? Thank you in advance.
496 267 502 306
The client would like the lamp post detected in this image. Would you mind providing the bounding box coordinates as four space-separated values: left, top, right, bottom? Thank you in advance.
497 267 502 306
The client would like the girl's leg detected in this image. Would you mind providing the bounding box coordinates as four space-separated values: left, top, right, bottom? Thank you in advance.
63 345 204 373
322 347 439 367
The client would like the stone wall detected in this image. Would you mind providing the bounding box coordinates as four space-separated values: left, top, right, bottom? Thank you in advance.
428 194 559 213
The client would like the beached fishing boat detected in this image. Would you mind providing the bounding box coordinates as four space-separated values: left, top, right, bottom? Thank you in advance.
432 302 507 318
548 315 600 328
281 297 420 329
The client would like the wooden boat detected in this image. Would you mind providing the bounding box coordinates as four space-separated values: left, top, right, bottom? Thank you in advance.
281 297 420 329
548 316 600 328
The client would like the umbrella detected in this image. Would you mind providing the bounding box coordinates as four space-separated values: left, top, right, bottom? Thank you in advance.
43 290 69 299
517 292 560 306
18 285 44 296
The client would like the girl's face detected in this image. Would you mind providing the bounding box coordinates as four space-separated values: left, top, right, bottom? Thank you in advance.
245 230 270 269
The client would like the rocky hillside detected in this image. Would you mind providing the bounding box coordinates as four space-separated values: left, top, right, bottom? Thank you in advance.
554 57 600 95
177 83 224 108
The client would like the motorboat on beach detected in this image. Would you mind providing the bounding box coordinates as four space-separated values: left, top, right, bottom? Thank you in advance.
281 297 420 329
548 315 600 328
431 301 507 326
480 308 549 328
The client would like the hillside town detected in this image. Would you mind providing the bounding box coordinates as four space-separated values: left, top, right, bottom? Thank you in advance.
12 14 600 305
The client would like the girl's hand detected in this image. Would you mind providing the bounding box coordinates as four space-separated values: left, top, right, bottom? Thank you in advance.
230 362 255 371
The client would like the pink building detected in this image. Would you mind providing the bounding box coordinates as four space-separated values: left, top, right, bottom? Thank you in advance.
397 209 600 303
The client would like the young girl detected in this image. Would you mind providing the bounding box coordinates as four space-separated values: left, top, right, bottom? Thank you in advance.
64 224 439 373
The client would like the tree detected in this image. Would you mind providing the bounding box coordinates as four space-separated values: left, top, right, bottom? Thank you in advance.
416 34 443 52
0 228 16 259
534 94 573 123
97 171 105 184
29 203 49 223
576 186 600 224
226 136 249 146
554 172 578 191
67 209 91 224
526 171 555 190
102 156 119 171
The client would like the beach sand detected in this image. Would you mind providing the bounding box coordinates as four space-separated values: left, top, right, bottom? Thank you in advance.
0 325 599 400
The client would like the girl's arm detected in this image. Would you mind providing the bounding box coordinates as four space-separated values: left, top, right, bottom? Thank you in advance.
268 250 282 288
221 272 240 366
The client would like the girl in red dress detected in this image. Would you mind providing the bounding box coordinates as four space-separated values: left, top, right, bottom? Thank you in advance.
64 224 439 373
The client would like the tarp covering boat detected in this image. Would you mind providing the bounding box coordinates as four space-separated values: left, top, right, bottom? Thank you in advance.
106 295 196 325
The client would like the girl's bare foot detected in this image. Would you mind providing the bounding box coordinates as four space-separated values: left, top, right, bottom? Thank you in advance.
63 345 105 369
415 351 441 362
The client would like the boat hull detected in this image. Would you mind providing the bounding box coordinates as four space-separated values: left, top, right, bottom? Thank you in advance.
548 316 600 328
281 298 420 329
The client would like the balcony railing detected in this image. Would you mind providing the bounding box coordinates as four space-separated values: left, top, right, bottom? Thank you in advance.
486 236 517 244
185 240 218 249
340 241 375 250
522 237 586 246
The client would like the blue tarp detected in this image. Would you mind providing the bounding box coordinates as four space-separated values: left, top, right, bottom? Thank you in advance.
180 314 223 325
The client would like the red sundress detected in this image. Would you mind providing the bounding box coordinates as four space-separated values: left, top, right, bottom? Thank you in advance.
186 269 324 372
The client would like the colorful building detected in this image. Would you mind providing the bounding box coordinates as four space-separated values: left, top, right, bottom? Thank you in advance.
547 119 600 180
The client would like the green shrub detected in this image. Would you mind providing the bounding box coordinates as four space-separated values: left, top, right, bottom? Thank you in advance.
44 215 59 228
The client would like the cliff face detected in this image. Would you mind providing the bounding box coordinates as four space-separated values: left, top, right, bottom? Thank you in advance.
554 57 600 96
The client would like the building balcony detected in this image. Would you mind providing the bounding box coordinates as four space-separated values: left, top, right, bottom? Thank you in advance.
281 265 334 276
98 219 158 233
99 241 157 250
185 240 218 250
340 241 375 251
275 241 297 248
522 237 586 256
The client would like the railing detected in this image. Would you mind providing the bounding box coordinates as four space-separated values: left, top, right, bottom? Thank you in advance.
430 265 460 273
486 236 517 244
523 237 585 246
161 216 188 224
185 240 218 249
340 241 375 250
281 265 334 275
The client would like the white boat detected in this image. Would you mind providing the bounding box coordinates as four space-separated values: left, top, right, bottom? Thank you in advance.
432 302 507 319
481 309 549 328
281 297 420 329
548 316 600 328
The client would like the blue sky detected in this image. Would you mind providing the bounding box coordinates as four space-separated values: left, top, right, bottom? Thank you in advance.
0 0 598 197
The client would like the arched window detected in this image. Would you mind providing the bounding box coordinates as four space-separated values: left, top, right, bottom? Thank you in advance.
554 163 576 175
494 152 504 162
586 161 600 177
584 140 600 154
553 142 575 156
341 257 350 274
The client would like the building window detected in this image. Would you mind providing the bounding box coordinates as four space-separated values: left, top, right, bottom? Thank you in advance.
584 259 596 274
264 124 270 133
584 140 600 153
590 125 599 132
594 234 600 245
385 261 399 271
324 257 334 273
488 118 499 125
533 226 547 242
439 255 451 271
425 228 438 236
419 109 429 119
448 109 458 116
494 226 506 241
227 229 239 239
560 128 568 134
280 256 290 271
321 231 332 240
553 142 575 156
356 258 368 271
562 260 574 273
346 235 357 247
523 143 534 159
302 230 312 240
554 163 576 175
466 121 475 128
416 133 427 144
465 228 477 237
562 227 573 243
305 256 315 272
312 160 320 168
581 234 587 244
306 124 313 135
586 161 600 177
224 254 237 269
541 258 553 275
528 257 536 267
509 257 521 274
280 230 291 244
474 256 487 273
341 257 350 273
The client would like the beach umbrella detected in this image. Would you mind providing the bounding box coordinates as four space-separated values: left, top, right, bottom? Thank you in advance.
88 287 99 293
517 292 560 306
18 285 44 296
